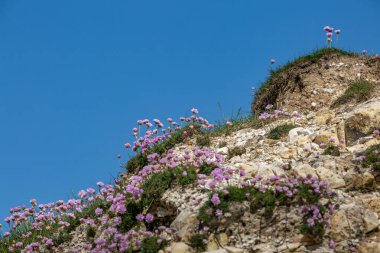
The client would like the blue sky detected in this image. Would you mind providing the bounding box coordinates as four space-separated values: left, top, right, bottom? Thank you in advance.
0 0 379 228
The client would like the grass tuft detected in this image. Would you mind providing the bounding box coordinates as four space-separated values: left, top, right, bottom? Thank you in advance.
253 47 354 112
268 124 297 140
227 146 246 159
322 145 340 156
332 79 375 107
363 144 380 170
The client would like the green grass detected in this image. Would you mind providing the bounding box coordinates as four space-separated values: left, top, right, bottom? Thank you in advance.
253 47 354 112
189 234 207 251
227 146 246 159
196 134 211 147
268 124 297 139
211 114 271 137
363 144 380 170
322 145 340 156
332 79 375 107
141 236 166 253
125 127 190 173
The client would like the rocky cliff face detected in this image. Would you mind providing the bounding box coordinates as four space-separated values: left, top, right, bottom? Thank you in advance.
2 50 380 253
252 49 380 114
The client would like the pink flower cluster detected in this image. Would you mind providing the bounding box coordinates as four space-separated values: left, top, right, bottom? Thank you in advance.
259 104 302 120
125 108 214 154
323 25 341 47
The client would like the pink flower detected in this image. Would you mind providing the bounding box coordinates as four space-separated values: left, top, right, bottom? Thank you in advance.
270 59 276 64
215 209 223 217
191 108 199 114
265 104 273 110
124 143 131 149
362 50 367 55
95 208 103 216
226 121 232 126
211 193 220 206
145 213 154 223
136 214 145 222
97 181 104 187
335 29 341 35
323 26 333 32
326 32 332 38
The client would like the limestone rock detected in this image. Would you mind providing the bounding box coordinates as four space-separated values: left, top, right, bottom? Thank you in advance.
363 211 379 233
251 243 277 253
313 131 338 146
171 210 199 242
345 98 380 146
316 166 346 189
224 246 244 253
171 242 191 253
359 242 380 253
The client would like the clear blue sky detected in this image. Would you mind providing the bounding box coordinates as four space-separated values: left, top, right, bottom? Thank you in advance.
0 0 379 227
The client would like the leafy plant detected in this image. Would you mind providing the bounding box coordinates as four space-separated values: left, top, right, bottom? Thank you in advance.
322 145 340 156
268 124 297 139
190 234 207 251
253 47 354 112
228 146 246 159
196 134 211 147
218 141 227 148
119 202 143 233
332 79 374 107
141 236 164 253
363 144 380 170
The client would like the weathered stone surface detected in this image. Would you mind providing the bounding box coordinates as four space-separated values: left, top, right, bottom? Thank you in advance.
171 210 199 242
330 204 364 242
224 246 244 253
345 98 380 146
316 166 346 189
358 242 380 253
171 242 191 253
363 211 379 233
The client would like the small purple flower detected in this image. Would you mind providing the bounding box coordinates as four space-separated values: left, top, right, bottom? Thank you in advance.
191 108 199 114
136 214 145 222
95 208 103 216
329 239 336 250
215 209 223 217
265 104 274 110
211 193 220 206
145 213 154 223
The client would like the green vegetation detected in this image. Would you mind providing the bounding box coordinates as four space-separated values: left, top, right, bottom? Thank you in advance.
198 163 217 175
189 234 207 251
250 189 282 217
322 145 340 156
119 202 143 233
141 166 198 210
332 79 375 107
254 47 354 111
86 226 96 239
268 124 297 139
299 218 326 243
126 127 190 173
363 144 380 170
227 146 246 159
212 115 271 137
196 134 211 147
141 236 166 253
218 141 227 148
